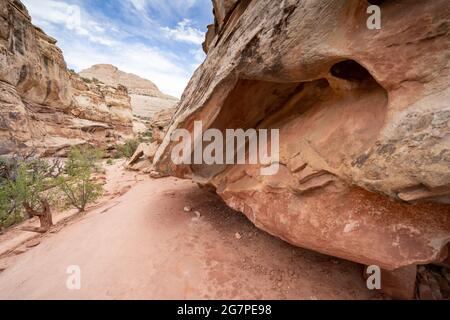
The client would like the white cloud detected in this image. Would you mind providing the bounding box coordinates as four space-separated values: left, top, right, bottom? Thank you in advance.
22 0 117 46
190 48 206 65
163 19 205 45
127 0 200 16
21 0 211 97
128 0 148 11
63 40 190 97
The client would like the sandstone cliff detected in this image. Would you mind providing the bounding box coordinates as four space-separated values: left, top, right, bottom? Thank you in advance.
79 64 179 134
156 0 450 283
0 0 133 156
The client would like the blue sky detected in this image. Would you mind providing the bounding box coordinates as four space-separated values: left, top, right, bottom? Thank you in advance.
22 0 213 97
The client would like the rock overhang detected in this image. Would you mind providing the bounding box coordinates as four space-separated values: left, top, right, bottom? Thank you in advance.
155 0 450 270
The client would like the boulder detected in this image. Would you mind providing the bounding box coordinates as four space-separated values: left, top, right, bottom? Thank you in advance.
125 106 176 173
126 141 159 171
156 0 450 271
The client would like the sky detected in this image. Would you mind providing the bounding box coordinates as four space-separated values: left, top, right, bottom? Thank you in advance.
22 0 213 97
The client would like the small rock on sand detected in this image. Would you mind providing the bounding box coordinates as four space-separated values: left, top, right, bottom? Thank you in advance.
184 206 192 212
150 171 163 179
235 232 242 240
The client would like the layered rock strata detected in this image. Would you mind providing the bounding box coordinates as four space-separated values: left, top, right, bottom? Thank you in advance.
0 0 133 156
156 0 450 275
79 64 179 134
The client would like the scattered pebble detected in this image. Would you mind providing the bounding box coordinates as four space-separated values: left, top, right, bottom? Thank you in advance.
184 206 192 212
235 232 242 240
191 211 202 222
150 171 163 179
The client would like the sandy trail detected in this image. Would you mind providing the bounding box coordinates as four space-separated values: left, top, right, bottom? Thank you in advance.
0 164 381 300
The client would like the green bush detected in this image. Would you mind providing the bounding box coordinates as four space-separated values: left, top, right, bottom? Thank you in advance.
57 146 103 212
81 77 92 84
0 183 23 229
143 129 153 140
0 147 105 230
115 139 140 159
0 157 59 230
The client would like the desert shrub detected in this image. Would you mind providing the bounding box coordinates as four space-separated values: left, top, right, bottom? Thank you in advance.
0 147 105 230
0 156 61 231
57 146 103 212
106 159 113 165
81 77 92 84
135 129 153 144
0 183 22 229
0 157 22 229
115 139 140 159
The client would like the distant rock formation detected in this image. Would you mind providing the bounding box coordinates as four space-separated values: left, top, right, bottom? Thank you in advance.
156 0 450 297
79 64 179 134
79 64 167 98
0 0 134 156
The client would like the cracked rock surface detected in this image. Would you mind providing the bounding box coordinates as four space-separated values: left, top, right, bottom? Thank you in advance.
156 0 450 270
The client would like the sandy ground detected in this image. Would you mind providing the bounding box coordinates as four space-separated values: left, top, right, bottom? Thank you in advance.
0 162 382 300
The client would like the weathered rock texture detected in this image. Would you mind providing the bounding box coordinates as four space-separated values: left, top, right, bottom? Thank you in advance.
75 65 180 173
149 106 177 144
156 0 450 272
204 0 240 53
79 64 178 134
126 106 176 172
0 0 133 156
126 141 159 172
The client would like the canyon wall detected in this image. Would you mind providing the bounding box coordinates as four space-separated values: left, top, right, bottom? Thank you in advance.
0 0 133 156
156 0 450 273
79 64 179 134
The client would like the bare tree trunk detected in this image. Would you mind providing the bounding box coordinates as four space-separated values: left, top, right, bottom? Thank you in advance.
37 200 53 230
22 200 53 233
